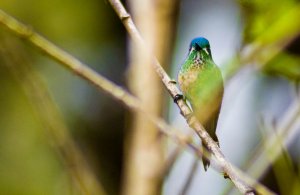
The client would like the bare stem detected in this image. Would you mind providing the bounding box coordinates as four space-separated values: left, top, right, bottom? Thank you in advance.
107 0 274 194
0 36 107 195
0 8 275 195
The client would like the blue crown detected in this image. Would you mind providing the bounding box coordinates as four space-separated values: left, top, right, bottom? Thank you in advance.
190 37 210 49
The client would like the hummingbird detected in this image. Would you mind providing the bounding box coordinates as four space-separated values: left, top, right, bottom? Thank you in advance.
177 37 224 171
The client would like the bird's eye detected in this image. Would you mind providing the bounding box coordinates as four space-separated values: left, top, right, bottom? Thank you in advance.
194 43 201 51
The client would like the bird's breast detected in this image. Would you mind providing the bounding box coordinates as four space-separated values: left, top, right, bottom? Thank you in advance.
178 68 200 95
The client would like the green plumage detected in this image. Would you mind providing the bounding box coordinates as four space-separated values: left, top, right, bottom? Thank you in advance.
178 37 224 171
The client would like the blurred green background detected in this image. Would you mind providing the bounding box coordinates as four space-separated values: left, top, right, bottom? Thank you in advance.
0 0 127 194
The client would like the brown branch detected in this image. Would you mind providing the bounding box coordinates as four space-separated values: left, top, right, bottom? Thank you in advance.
107 1 275 194
0 8 275 195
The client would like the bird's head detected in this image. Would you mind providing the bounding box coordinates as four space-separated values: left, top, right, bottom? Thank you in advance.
188 37 213 64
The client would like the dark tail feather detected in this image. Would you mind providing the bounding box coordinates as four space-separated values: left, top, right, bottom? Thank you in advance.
202 133 219 171
202 142 211 171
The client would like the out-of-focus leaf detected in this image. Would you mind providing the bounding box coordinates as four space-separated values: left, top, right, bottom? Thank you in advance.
263 52 300 81
239 0 300 45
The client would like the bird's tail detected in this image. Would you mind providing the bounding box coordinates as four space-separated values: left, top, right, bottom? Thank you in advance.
202 142 211 171
202 137 219 171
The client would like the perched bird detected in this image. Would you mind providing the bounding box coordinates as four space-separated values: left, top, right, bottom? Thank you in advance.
178 37 224 171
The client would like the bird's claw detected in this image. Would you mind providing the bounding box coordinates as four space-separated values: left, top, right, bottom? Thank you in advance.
174 94 184 103
223 172 230 179
169 79 177 84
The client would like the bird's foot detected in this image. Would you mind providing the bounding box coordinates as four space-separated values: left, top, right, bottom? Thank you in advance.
168 79 177 84
222 172 230 179
174 94 184 103
174 94 193 120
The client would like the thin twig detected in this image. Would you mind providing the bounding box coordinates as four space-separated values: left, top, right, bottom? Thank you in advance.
260 118 298 194
0 8 275 195
179 158 199 195
225 89 300 195
161 146 184 179
247 99 300 178
0 35 107 195
107 1 273 194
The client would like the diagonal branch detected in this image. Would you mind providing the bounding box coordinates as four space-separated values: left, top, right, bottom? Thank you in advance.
108 1 273 194
0 36 107 195
225 98 300 195
0 8 274 195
